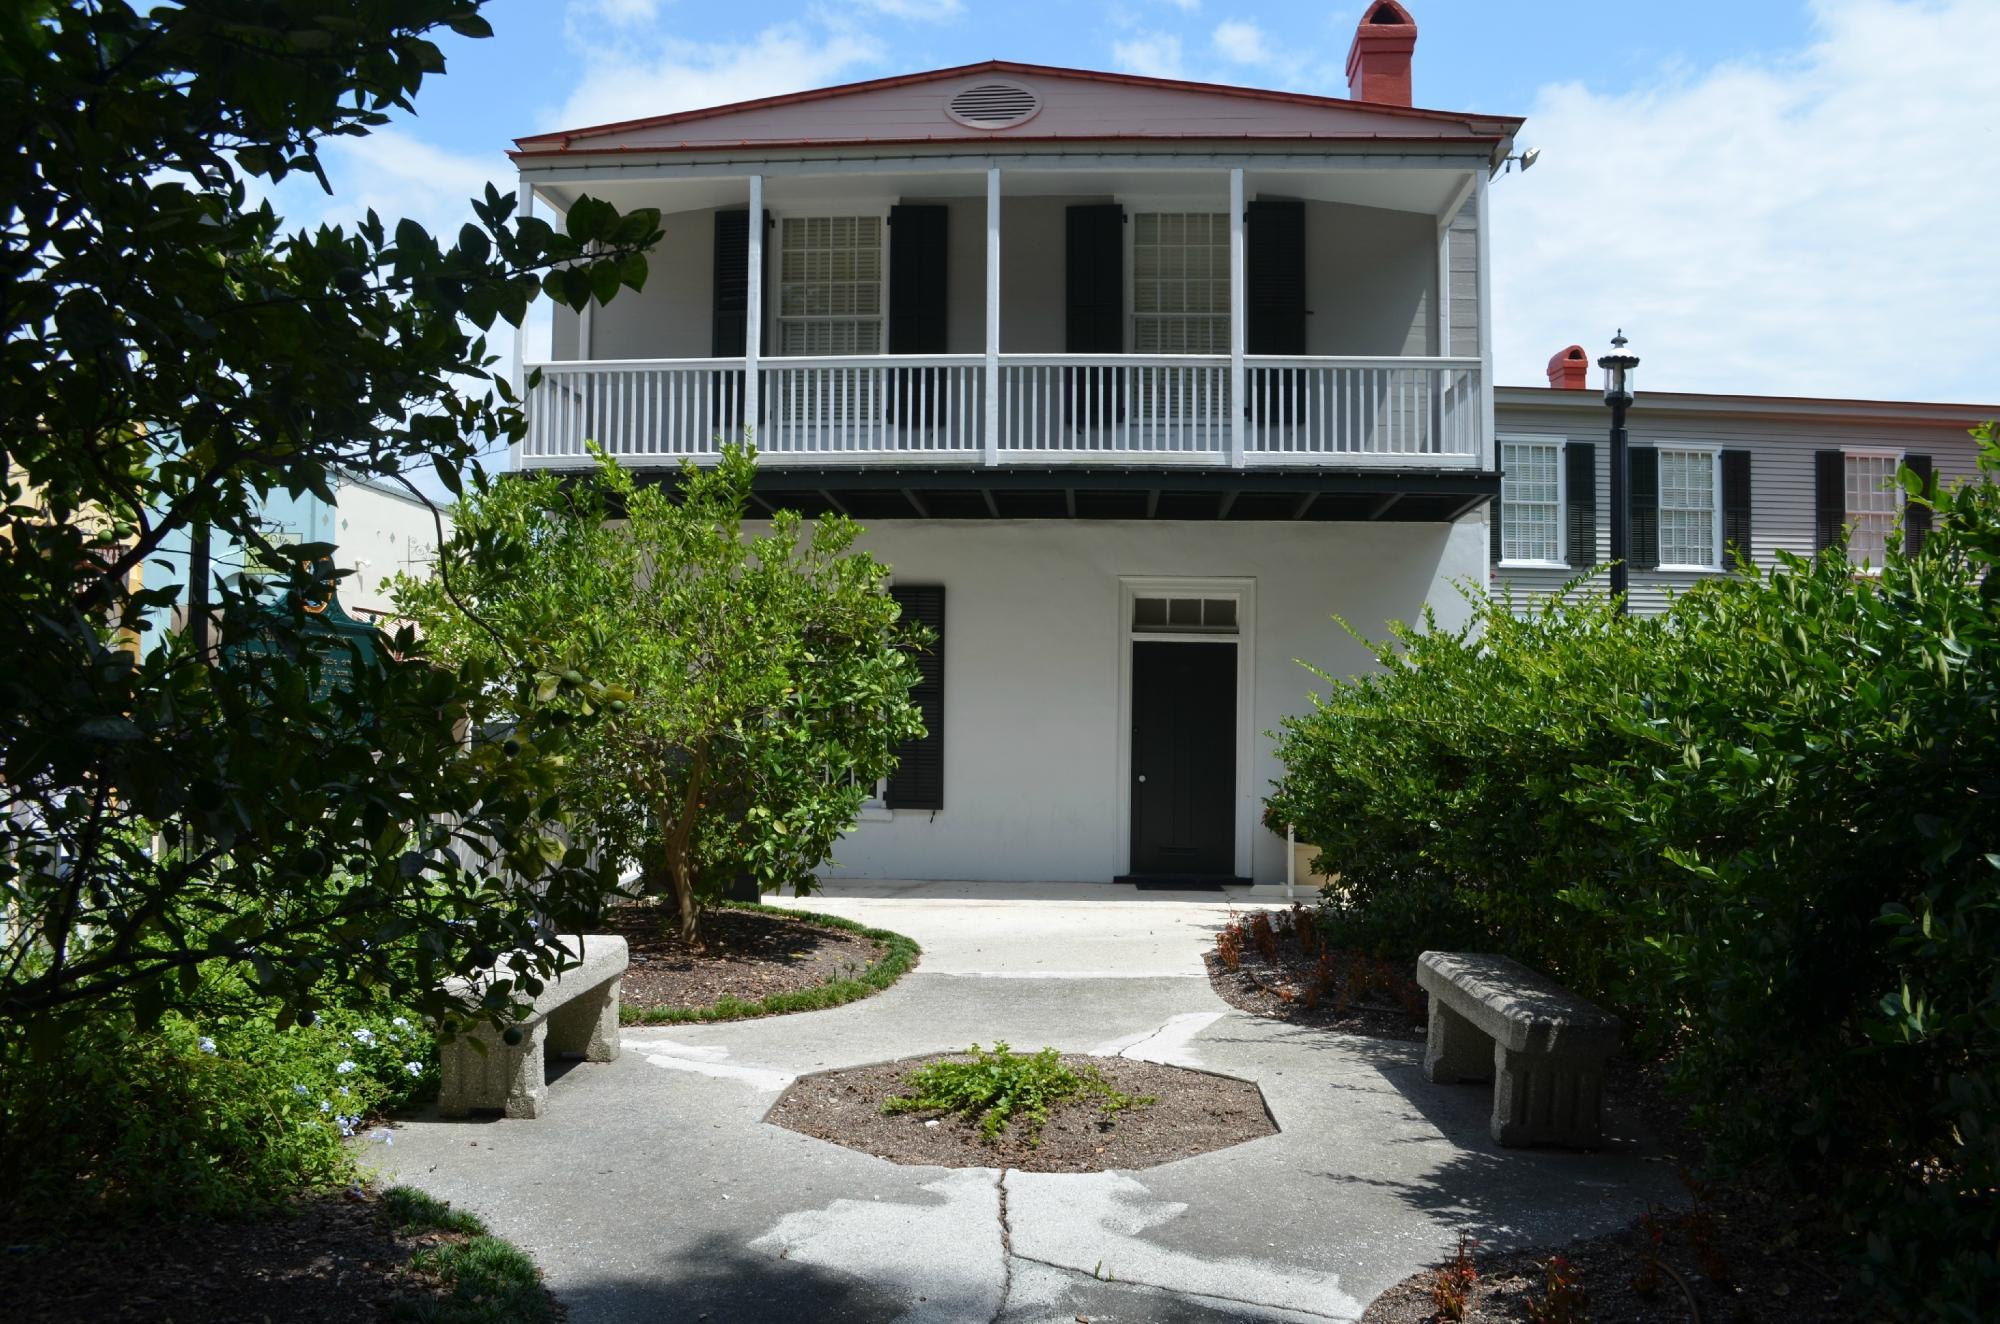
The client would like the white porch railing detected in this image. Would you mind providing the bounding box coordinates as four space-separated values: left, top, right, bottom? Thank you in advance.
518 355 1483 467
1244 356 1482 460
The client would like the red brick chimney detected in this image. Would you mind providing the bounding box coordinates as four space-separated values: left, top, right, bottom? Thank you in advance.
1547 344 1590 390
1346 2 1418 106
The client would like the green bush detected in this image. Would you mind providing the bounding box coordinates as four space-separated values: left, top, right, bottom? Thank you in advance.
0 992 436 1220
883 1043 1154 1144
1269 424 2000 1318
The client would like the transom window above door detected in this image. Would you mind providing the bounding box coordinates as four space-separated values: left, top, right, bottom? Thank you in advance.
777 215 883 355
1132 595 1239 634
1132 213 1230 355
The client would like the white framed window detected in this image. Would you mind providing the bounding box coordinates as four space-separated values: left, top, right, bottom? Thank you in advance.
1844 450 1903 570
1499 438 1563 565
775 214 884 356
1131 211 1230 355
1657 447 1721 570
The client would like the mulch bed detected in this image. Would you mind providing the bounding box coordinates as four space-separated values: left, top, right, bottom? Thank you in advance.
1203 906 1428 1042
1361 1175 1861 1323
765 1052 1277 1172
0 1189 557 1323
605 901 885 1013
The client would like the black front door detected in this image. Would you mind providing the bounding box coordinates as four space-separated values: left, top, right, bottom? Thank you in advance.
1130 641 1236 877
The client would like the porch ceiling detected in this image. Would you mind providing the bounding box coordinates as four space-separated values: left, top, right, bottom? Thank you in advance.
618 465 1497 523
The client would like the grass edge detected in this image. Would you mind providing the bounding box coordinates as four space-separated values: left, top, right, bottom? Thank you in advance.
618 899 921 1026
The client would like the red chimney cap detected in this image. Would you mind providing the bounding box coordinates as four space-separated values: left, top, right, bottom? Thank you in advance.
1547 344 1590 390
1347 2 1419 107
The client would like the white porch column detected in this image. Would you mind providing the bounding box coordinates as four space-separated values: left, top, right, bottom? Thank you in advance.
984 166 1002 467
745 173 764 444
1228 167 1247 468
1474 167 1495 471
512 180 534 397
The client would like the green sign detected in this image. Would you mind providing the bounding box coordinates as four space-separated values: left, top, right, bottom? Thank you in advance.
224 562 382 706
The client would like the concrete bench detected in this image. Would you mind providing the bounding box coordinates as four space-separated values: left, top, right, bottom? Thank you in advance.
1416 951 1622 1149
439 934 628 1119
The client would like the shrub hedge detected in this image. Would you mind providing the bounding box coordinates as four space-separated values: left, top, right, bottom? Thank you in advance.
1268 423 2000 1319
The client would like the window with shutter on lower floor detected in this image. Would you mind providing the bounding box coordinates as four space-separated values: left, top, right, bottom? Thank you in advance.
1844 451 1902 570
884 584 945 812
1657 448 1720 569
1499 439 1562 564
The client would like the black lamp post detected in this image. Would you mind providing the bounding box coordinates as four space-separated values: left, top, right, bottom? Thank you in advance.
1598 330 1640 612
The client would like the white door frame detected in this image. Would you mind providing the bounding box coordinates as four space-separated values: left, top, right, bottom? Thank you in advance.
1115 576 1257 879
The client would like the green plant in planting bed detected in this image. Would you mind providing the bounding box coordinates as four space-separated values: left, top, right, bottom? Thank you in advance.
882 1043 1156 1145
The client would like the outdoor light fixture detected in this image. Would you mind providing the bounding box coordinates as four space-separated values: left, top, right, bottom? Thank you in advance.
1599 329 1638 404
1599 330 1640 611
1501 147 1541 174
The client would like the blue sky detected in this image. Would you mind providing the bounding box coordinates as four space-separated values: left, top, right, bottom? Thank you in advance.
280 0 1998 476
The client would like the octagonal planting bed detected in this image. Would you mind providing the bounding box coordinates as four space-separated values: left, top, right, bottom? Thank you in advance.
765 1049 1277 1172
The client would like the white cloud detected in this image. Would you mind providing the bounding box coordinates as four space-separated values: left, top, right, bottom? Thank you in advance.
312 130 510 239
856 0 965 19
570 0 662 24
1210 19 1272 67
550 22 882 131
1492 0 2000 404
1111 32 1185 80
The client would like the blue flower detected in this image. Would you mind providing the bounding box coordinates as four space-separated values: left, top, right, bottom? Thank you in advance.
404 1061 423 1077
352 1028 377 1047
197 1036 217 1055
318 1100 332 1114
293 1084 310 1096
391 1017 410 1029
335 1059 356 1074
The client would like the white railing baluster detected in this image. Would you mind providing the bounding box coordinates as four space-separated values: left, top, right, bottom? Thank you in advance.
515 354 1482 468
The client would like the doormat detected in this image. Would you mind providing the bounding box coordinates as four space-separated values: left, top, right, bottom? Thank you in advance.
1115 875 1251 891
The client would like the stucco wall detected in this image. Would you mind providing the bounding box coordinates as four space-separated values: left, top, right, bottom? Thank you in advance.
821 516 1486 884
1303 198 1437 357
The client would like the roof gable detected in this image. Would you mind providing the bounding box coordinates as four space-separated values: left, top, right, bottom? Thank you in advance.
513 61 1522 158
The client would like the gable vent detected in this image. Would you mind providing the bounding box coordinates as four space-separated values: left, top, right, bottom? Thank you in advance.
946 81 1041 130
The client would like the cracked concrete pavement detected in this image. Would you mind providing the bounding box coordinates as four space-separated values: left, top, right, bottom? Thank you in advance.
376 882 1680 1322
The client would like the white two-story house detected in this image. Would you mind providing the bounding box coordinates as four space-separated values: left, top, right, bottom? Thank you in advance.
508 2 1518 887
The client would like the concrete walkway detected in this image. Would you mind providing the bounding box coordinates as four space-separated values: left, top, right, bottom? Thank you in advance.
377 882 1678 1323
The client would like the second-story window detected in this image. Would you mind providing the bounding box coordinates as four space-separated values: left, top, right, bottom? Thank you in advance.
1132 213 1229 354
777 215 883 355
1844 451 1901 568
1500 439 1562 563
1658 448 1719 568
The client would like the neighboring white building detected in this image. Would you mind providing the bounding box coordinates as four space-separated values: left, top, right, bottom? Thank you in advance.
1490 347 1991 614
321 471 453 621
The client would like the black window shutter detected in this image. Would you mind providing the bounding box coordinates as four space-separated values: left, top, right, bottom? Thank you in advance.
885 586 945 811
1489 492 1503 567
1565 442 1597 567
1065 205 1124 353
1627 446 1660 571
1814 450 1846 552
1246 200 1306 355
1720 449 1753 567
711 210 748 357
1905 454 1935 553
888 205 949 354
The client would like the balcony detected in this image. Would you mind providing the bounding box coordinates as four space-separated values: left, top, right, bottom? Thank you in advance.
518 354 1483 469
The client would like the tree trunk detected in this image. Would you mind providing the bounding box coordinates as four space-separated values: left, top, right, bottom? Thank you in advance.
662 744 708 948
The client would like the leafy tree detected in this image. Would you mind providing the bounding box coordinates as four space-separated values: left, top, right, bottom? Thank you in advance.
1271 429 2000 1317
0 1 663 1042
397 448 926 945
